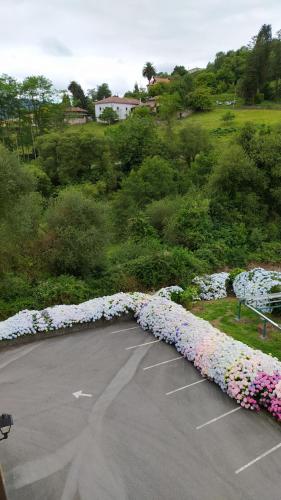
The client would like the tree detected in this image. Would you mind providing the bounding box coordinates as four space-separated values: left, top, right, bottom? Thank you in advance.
36 129 113 185
119 156 177 208
0 75 21 150
68 81 88 109
271 31 281 97
158 93 182 122
0 145 43 275
209 144 265 223
172 65 187 77
61 92 71 106
241 24 272 103
0 74 20 121
0 145 34 216
87 88 97 101
106 113 160 172
20 75 55 136
163 195 213 250
96 83 112 101
112 155 178 233
41 187 107 276
124 83 147 101
99 107 119 124
170 73 193 107
176 124 210 163
188 88 213 111
142 62 156 84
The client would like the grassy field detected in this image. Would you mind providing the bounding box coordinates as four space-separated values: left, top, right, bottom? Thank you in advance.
178 107 281 131
66 120 111 136
74 106 281 142
191 297 281 360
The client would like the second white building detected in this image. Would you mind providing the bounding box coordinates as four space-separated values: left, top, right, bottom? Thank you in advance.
95 96 140 121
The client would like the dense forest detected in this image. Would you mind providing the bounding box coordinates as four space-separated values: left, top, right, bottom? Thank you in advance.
1 24 281 319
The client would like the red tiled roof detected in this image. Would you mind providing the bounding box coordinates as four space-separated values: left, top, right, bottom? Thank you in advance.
65 107 88 113
95 96 140 105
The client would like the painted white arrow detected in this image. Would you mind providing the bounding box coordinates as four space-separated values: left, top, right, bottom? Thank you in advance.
73 390 92 399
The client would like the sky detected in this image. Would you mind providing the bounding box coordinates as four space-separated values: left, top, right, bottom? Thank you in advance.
1 0 281 95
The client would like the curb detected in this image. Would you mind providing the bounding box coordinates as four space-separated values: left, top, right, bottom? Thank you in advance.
0 313 135 352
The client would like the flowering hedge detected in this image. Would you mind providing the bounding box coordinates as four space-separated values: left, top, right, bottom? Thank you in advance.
193 272 229 300
0 293 144 340
233 267 281 312
137 295 281 421
1 288 281 421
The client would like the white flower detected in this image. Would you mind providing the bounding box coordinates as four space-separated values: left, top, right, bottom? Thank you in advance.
155 286 184 299
193 272 229 300
233 268 281 312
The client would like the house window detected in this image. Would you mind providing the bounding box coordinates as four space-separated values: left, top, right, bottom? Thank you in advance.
99 107 101 111
117 107 119 110
126 107 128 111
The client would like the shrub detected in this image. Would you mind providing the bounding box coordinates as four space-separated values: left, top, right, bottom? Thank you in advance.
221 111 235 124
0 274 33 301
123 247 206 289
36 275 92 308
0 298 36 321
227 268 246 294
188 88 213 111
171 285 200 309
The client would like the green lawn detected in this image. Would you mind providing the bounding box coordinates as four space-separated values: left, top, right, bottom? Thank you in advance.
179 107 281 131
66 120 116 136
191 297 281 360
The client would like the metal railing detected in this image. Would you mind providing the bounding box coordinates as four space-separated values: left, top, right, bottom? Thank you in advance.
236 295 281 338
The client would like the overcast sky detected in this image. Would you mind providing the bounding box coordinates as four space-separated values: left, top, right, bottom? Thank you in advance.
1 0 281 95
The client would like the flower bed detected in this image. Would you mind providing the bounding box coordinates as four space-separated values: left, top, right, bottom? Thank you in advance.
137 295 281 421
193 272 229 300
233 267 281 312
1 288 281 421
0 293 144 341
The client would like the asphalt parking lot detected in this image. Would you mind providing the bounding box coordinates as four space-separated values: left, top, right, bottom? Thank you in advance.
0 319 281 500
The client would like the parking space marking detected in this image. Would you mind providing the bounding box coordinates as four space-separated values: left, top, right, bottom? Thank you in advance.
235 442 281 474
196 407 241 430
166 378 206 396
0 343 40 371
108 326 140 335
143 356 183 371
126 339 161 350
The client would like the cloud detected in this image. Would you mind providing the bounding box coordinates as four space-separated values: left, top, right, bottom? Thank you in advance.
1 0 281 94
41 38 73 57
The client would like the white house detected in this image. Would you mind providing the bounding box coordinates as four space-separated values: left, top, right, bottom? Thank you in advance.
95 96 140 122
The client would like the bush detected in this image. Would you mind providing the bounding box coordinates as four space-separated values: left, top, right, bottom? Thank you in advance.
36 275 92 308
123 247 207 289
171 285 200 309
249 242 281 263
0 297 37 321
194 241 229 269
188 88 213 111
221 111 235 124
227 268 246 294
0 274 33 301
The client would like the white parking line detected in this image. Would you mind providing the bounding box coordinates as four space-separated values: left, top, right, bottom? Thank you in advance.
126 340 161 350
196 407 241 430
143 357 183 371
166 378 206 396
108 326 140 335
235 442 281 474
0 343 40 371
